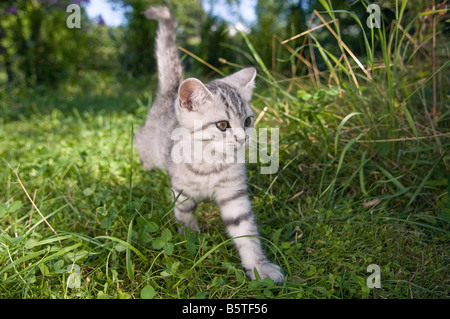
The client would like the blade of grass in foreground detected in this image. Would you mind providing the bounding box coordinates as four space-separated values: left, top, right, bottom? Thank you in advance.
382 217 450 236
95 236 148 262
404 153 445 212
239 30 298 103
334 112 361 156
321 132 365 198
126 217 135 281
0 248 46 278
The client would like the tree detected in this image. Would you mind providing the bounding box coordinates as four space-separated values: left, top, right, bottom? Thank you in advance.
109 0 205 77
248 0 318 75
0 0 94 86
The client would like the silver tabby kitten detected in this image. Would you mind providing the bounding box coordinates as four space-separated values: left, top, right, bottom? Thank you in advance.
135 6 283 283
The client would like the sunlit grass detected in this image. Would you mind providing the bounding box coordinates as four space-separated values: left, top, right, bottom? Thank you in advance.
0 1 449 299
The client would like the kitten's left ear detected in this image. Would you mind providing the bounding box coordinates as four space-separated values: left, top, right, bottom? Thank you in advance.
223 67 257 102
178 78 213 111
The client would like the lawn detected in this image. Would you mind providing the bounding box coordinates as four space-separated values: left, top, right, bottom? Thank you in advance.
0 5 449 298
0 66 448 299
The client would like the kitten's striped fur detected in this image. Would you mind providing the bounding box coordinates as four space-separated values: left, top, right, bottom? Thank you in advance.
135 6 283 283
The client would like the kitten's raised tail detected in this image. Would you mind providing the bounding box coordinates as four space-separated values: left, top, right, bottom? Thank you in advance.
144 6 183 95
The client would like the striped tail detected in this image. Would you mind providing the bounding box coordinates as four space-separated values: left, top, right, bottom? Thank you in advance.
144 6 183 94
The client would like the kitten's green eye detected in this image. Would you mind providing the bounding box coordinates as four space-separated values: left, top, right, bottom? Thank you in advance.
216 121 230 131
244 116 252 127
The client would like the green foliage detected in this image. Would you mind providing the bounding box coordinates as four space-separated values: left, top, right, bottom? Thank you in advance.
111 0 208 76
0 0 96 85
0 0 448 300
249 0 312 75
116 0 159 76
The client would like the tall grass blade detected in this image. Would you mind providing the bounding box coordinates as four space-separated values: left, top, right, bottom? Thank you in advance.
95 236 148 261
334 112 361 156
126 218 135 281
321 132 365 197
404 154 445 212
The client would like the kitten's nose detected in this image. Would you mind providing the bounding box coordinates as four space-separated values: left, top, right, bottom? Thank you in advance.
234 134 246 145
231 128 246 146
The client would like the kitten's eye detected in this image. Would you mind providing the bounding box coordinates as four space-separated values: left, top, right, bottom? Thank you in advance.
216 121 230 131
244 116 252 127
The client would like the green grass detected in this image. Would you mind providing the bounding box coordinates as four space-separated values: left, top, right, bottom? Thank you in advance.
1 3 449 298
0 74 447 298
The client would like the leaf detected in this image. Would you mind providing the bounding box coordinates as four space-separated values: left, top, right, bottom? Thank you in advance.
24 239 38 249
97 292 111 299
141 285 156 299
163 242 174 255
297 90 312 101
39 263 50 276
96 205 108 216
114 243 127 252
171 261 180 274
152 238 165 250
376 142 391 157
145 221 159 233
437 208 450 224
37 244 83 269
118 291 131 299
161 229 172 242
54 260 65 273
160 269 171 277
274 227 284 244
100 218 110 231
65 250 89 263
185 241 196 255
192 292 206 299
235 270 246 284
83 188 94 196
9 201 22 212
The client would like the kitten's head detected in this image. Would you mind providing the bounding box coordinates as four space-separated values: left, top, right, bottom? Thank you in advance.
176 68 256 159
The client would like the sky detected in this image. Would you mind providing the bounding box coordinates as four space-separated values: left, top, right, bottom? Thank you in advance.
203 0 257 26
85 0 127 26
85 0 257 27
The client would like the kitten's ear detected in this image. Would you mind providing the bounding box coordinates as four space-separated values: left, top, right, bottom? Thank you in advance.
178 78 213 111
223 67 257 101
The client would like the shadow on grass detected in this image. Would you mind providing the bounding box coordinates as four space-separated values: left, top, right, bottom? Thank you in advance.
0 73 156 122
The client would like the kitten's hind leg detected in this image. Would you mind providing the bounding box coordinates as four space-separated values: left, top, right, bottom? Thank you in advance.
135 127 155 171
173 190 200 234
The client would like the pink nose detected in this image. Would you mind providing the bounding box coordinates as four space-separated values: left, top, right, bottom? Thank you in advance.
234 135 245 145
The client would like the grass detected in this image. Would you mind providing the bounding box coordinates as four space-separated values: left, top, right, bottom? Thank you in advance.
0 2 449 299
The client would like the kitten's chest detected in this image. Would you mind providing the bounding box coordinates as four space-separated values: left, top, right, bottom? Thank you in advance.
171 163 245 200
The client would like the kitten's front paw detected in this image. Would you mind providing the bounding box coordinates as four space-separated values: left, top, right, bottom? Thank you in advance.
247 262 284 283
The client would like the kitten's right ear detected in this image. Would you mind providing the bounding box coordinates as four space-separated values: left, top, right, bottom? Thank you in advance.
222 67 257 102
178 78 213 111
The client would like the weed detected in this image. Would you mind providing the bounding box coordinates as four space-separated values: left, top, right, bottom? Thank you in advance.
0 1 448 299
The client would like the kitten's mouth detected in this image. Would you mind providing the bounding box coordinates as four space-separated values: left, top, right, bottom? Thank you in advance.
225 142 245 150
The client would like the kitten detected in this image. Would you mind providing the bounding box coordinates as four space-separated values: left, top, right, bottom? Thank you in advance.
135 6 284 283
